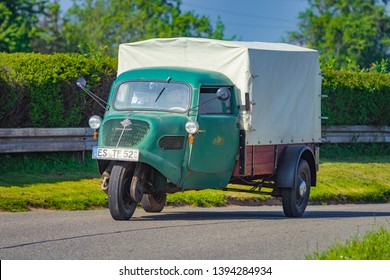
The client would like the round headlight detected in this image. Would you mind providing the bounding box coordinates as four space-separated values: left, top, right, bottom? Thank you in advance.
185 121 199 134
89 115 102 130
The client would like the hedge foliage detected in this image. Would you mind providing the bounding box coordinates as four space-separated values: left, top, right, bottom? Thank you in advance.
0 53 116 128
322 70 390 126
0 53 389 128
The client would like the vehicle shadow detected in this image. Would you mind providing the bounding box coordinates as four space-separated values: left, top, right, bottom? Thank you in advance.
134 206 390 221
304 210 390 219
135 210 285 221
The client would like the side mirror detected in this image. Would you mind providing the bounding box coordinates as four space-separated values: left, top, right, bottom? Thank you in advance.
75 76 110 110
216 87 231 101
76 77 87 88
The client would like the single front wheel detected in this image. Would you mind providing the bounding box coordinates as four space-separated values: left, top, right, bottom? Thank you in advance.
108 162 137 220
282 159 311 217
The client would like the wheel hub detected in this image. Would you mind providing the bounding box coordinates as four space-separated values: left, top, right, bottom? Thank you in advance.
130 181 143 202
298 179 307 198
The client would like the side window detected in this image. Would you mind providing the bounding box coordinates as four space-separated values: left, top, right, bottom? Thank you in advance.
115 83 133 109
199 87 232 115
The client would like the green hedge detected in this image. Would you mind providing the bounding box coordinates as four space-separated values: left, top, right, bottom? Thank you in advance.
322 70 390 125
0 53 116 128
0 53 389 127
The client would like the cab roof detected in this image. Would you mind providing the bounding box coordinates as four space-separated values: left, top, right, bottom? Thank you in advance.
116 66 234 88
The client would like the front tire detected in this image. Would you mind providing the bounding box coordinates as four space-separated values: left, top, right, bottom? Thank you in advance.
108 162 137 220
282 159 311 217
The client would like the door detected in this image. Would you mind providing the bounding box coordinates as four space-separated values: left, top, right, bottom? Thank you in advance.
188 87 239 174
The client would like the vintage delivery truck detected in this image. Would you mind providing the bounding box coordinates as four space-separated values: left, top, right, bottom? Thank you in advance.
77 37 322 220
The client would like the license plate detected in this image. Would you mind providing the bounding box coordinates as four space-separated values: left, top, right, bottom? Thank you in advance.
92 147 139 161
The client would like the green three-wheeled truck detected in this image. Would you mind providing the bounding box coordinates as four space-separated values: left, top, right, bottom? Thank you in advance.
77 38 322 220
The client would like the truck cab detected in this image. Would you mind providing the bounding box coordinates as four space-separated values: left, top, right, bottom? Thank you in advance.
91 67 241 220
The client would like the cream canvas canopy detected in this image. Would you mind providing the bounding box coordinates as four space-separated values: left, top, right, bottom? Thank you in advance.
118 37 322 145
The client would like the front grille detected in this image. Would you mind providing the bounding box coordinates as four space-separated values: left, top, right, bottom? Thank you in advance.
102 119 150 147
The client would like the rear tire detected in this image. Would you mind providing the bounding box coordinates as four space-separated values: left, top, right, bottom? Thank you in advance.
108 162 137 220
282 159 311 217
141 193 167 212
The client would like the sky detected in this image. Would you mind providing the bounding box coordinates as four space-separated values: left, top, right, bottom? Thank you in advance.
59 0 309 43
180 0 308 42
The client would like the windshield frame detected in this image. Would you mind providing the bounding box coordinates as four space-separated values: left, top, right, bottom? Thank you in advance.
112 79 192 113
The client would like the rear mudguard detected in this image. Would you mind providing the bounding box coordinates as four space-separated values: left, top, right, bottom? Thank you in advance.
276 146 317 189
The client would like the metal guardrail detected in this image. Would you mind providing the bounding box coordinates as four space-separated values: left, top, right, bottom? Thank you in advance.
0 127 96 153
321 125 390 143
0 125 388 154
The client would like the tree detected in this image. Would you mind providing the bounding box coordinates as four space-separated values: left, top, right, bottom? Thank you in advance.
1 0 226 55
32 0 64 53
0 0 47 52
62 0 225 56
287 0 390 69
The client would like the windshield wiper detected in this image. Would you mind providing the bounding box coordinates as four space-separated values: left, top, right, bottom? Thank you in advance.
155 76 172 102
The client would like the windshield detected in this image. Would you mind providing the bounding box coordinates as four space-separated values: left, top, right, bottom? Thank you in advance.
113 81 190 113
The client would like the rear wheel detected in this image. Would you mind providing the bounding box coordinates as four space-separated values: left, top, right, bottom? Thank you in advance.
282 159 311 217
108 162 137 220
141 193 167 212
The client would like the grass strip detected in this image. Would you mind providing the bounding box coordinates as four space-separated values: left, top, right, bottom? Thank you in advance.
311 160 390 204
307 227 390 260
0 177 106 212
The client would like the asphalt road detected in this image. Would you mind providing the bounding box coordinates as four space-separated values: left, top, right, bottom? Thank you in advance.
0 204 389 260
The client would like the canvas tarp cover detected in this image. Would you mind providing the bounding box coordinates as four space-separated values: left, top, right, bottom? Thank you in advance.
118 37 322 145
